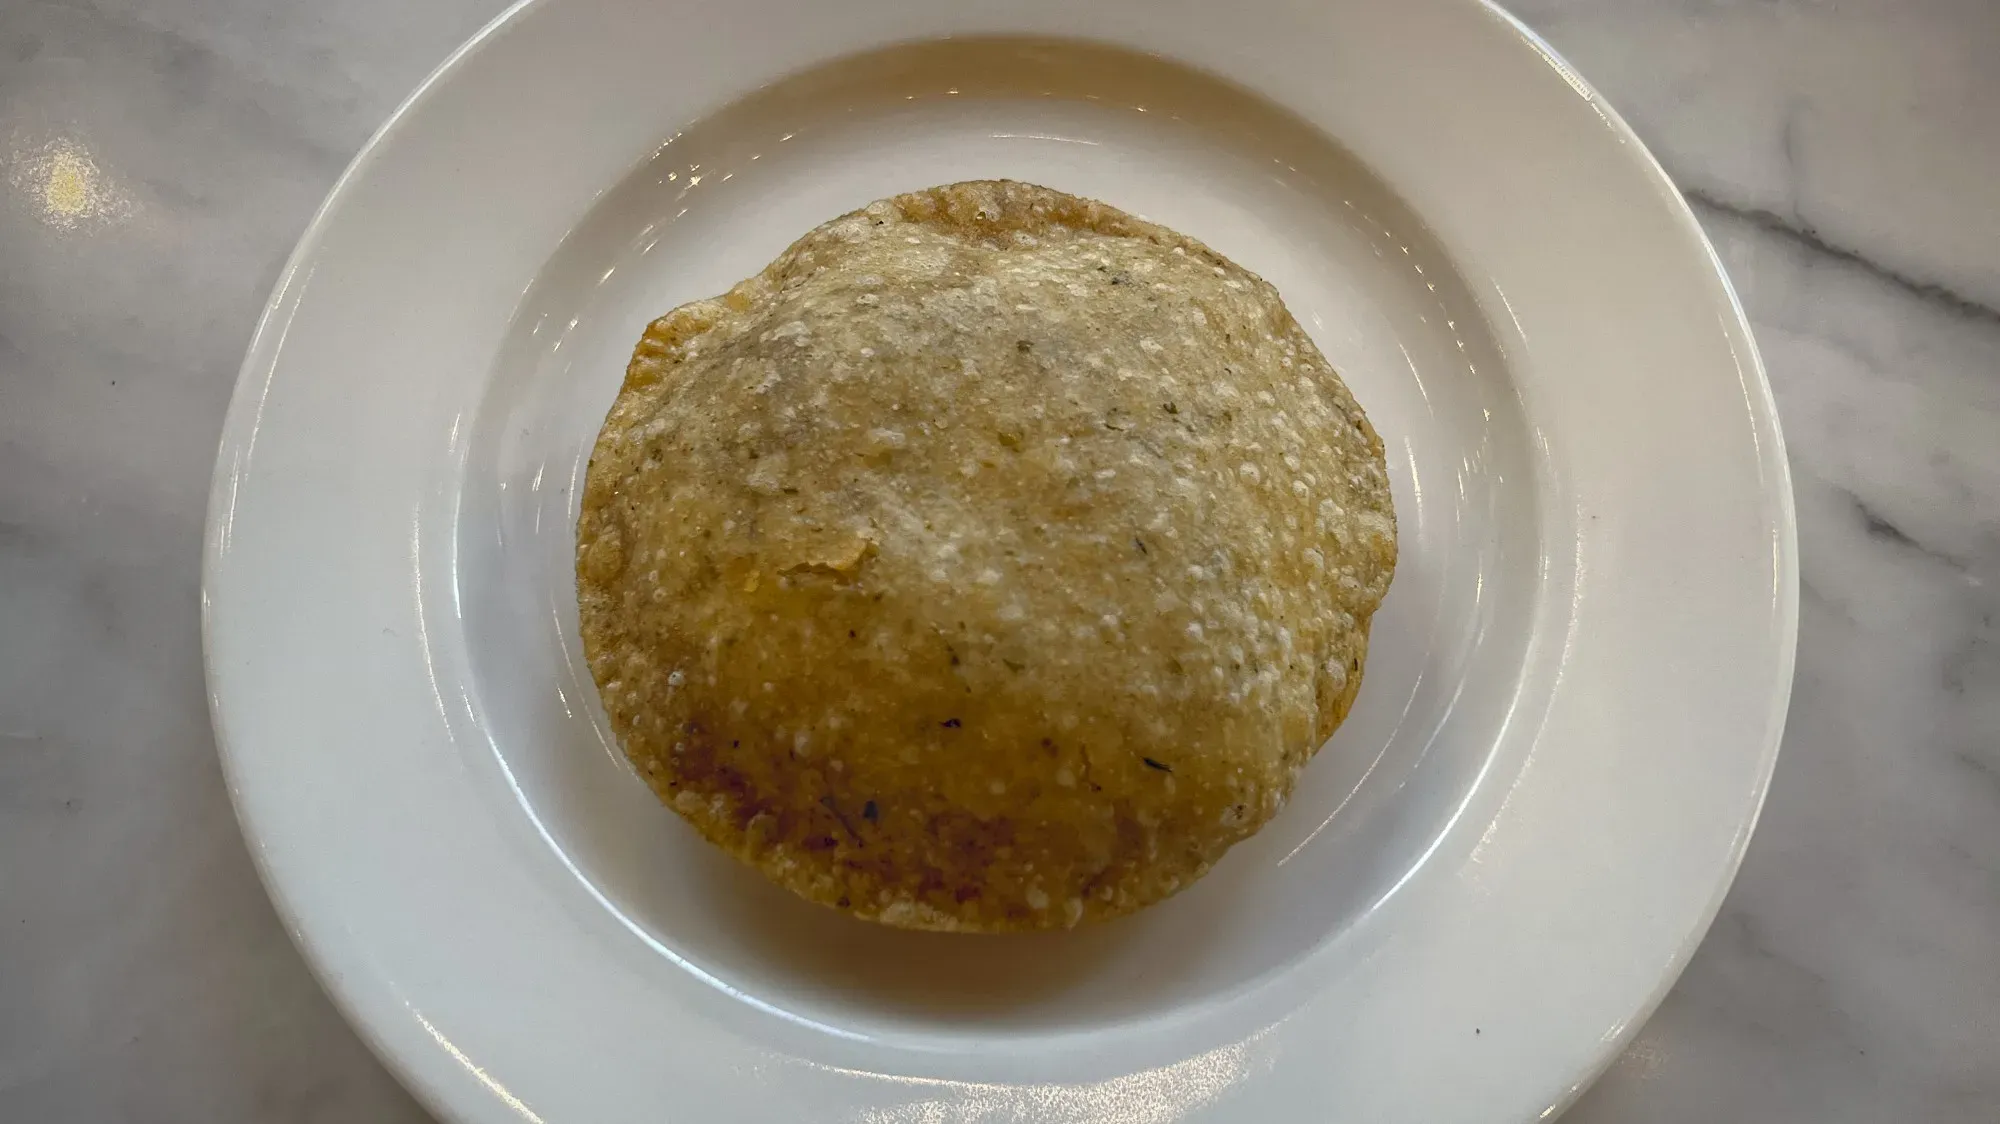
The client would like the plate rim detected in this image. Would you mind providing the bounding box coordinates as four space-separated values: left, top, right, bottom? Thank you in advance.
202 0 1799 1120
1482 3 1798 1106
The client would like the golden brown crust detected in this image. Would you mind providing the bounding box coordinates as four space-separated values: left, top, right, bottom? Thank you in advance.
577 181 1395 931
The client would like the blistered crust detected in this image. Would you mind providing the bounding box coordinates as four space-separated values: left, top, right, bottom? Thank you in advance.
578 181 1395 930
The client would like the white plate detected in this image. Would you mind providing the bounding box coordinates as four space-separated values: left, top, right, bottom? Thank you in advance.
203 0 1796 1120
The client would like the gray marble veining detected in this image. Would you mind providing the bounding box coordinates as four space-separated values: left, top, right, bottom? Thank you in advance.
1 0 1994 1120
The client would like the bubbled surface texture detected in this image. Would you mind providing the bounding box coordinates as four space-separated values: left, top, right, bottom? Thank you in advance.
577 181 1395 931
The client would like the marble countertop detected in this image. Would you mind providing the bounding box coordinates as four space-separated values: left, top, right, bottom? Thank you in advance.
2 0 1994 1120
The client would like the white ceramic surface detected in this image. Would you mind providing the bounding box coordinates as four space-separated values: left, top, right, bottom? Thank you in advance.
201 1 1796 1121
